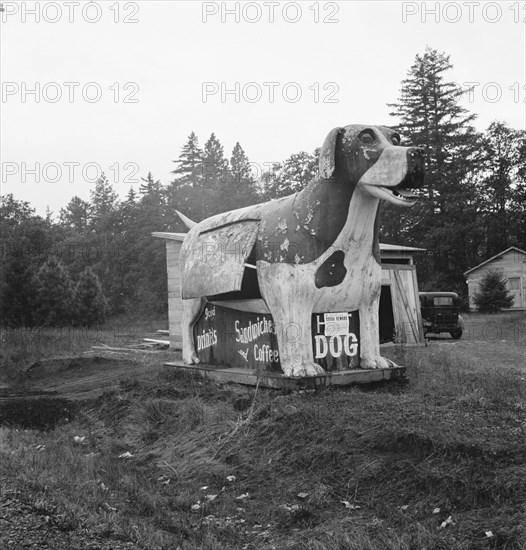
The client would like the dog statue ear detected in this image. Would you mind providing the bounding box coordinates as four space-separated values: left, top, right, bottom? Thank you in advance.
319 127 342 179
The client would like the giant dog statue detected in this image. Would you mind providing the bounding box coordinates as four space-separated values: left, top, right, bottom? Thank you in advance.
178 124 425 377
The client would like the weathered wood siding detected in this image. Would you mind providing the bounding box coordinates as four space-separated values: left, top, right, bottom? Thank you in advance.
381 265 424 344
166 240 183 349
466 250 526 309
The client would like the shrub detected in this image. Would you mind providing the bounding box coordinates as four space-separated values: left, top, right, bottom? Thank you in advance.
0 256 37 326
34 257 74 326
73 267 109 327
473 270 514 313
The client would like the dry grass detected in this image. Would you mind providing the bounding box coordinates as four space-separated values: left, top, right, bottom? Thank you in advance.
0 312 525 549
0 317 167 385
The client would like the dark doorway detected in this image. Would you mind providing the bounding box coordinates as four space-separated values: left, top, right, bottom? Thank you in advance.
379 285 395 343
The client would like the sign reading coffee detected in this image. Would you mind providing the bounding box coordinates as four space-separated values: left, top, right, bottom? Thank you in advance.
194 304 360 372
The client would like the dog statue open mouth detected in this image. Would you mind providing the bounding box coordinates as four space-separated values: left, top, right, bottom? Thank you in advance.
178 124 425 377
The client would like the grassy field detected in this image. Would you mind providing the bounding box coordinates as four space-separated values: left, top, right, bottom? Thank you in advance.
0 317 167 387
0 312 525 549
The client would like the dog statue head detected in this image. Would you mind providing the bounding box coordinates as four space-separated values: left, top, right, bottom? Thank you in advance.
319 124 425 206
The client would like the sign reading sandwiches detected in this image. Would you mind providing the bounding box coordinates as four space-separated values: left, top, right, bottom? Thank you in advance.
194 303 360 372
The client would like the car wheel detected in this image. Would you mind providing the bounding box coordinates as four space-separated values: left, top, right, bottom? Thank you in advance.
450 329 462 340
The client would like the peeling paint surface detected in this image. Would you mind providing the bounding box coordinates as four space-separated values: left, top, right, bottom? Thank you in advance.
179 123 425 376
181 220 259 299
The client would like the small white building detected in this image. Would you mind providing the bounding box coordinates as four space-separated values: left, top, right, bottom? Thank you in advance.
464 246 526 310
153 232 426 348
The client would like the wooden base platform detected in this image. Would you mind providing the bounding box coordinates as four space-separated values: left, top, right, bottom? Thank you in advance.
163 362 407 390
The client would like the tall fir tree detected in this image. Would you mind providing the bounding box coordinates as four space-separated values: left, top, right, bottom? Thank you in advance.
168 133 204 223
202 133 229 188
59 196 90 232
73 267 109 327
139 172 164 206
171 131 203 185
227 142 258 208
121 187 138 221
388 47 477 205
137 172 166 231
386 47 481 290
34 256 74 326
89 173 118 230
184 133 229 217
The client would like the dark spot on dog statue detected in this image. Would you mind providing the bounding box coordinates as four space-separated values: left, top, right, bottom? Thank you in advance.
315 250 347 288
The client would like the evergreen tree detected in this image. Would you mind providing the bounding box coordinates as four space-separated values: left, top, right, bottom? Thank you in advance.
388 47 477 204
262 150 318 199
126 187 137 203
168 133 204 222
45 206 54 223
34 256 74 326
0 194 56 308
171 131 203 184
120 187 138 222
226 142 259 208
139 172 164 207
473 270 514 313
386 47 481 287
83 174 122 311
185 133 229 216
476 122 526 257
136 172 166 232
73 267 109 327
0 194 34 223
89 173 118 230
230 142 253 187
59 196 90 232
202 133 228 187
0 256 37 326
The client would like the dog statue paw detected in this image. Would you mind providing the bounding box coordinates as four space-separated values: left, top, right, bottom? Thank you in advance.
182 351 200 365
285 362 326 378
361 355 393 370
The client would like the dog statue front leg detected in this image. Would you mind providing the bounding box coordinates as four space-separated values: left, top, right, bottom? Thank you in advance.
274 304 325 377
258 263 325 377
181 297 206 365
359 296 390 370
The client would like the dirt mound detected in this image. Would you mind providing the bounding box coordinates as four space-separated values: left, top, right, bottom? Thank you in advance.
0 355 165 429
25 356 128 381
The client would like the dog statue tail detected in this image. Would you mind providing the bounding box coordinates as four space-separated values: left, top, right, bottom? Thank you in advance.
175 210 197 229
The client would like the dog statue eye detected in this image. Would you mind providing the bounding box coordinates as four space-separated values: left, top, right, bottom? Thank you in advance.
360 132 375 144
391 135 401 145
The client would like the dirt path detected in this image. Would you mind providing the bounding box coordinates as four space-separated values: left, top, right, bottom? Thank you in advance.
0 353 178 429
1 353 177 401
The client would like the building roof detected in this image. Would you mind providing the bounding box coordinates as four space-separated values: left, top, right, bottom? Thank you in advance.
152 232 426 252
379 243 426 252
464 246 526 276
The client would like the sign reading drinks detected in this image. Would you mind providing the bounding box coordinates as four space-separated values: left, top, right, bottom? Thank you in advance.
194 303 360 372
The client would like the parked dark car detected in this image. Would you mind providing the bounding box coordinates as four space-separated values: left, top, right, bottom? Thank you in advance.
419 292 464 339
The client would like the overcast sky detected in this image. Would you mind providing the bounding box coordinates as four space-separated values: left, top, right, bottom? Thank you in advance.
1 0 525 215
